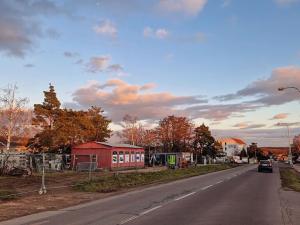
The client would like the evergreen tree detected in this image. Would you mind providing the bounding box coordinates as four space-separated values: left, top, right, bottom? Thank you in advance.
33 84 61 129
29 85 111 152
193 124 216 162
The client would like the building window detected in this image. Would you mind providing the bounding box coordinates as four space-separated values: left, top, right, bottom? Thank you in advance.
136 152 140 162
112 151 118 164
131 152 135 162
119 151 124 163
125 151 130 163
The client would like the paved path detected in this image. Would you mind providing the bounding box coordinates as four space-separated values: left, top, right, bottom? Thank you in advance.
1 164 288 225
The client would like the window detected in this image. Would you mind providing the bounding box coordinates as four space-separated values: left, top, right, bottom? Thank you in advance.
141 153 145 162
112 151 118 164
136 152 140 162
119 151 124 163
125 151 130 163
131 152 135 162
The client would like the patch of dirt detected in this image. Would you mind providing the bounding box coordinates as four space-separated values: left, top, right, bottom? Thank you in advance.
0 167 166 222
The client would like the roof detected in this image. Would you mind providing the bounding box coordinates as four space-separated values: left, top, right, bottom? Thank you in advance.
217 137 247 145
96 142 143 149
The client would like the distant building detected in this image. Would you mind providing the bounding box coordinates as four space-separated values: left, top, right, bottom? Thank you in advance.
260 147 289 160
217 137 247 157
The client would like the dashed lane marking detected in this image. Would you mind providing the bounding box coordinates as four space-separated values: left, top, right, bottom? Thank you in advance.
201 184 213 190
174 192 196 201
140 205 162 216
119 216 138 225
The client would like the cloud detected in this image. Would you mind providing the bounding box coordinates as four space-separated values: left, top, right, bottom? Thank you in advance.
86 56 111 73
64 51 79 58
274 122 300 127
66 79 207 122
93 20 118 38
215 66 300 107
143 27 170 39
0 0 65 57
158 0 208 16
85 56 125 76
275 0 299 6
233 122 265 129
271 113 289 120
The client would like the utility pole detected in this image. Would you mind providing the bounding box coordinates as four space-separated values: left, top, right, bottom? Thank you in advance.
287 125 293 166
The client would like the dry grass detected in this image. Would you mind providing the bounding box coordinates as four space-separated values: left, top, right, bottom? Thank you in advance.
280 167 300 192
75 164 236 193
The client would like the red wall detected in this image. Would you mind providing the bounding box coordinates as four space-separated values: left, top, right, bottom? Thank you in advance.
71 142 145 170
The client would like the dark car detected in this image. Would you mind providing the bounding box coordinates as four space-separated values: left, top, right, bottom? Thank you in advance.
258 160 273 173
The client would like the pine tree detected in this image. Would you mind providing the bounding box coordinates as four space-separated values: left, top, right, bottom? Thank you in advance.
33 84 61 130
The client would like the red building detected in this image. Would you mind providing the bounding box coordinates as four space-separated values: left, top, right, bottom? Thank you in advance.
71 142 145 170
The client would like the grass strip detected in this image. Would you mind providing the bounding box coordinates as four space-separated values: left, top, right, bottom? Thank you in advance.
74 164 236 193
0 189 18 201
280 167 300 192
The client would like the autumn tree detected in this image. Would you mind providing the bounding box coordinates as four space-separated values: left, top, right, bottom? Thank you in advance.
193 124 216 162
157 115 193 152
29 85 111 152
0 84 28 152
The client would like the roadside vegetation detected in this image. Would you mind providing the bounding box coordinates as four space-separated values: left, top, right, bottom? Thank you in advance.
0 189 17 201
280 167 300 192
74 164 236 193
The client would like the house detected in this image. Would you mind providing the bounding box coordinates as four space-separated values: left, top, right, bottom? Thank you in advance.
217 137 247 157
71 142 145 170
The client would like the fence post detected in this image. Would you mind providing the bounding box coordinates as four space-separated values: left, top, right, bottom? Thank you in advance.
88 154 92 182
39 152 47 195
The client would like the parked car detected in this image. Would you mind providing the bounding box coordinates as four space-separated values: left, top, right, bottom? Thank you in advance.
258 160 273 173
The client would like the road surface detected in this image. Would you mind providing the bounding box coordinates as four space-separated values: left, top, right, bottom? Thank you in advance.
1 164 284 225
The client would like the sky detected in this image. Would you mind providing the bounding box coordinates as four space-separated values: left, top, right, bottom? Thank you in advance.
1 0 300 146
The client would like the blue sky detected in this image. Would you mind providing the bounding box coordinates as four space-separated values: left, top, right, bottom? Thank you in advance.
1 0 300 146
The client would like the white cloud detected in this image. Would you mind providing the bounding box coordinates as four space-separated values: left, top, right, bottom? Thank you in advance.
143 27 169 39
271 113 289 120
215 66 300 106
67 79 207 122
93 20 117 38
158 0 208 16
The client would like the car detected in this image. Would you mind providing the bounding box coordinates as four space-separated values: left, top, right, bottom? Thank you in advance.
258 160 273 173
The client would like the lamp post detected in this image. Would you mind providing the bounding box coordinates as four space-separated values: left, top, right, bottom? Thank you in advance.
278 86 300 166
278 86 300 93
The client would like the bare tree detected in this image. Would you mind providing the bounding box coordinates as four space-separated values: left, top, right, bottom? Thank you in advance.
120 114 139 145
0 84 28 152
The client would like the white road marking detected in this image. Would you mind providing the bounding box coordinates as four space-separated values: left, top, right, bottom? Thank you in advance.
201 184 213 190
140 205 162 215
215 180 223 184
119 216 138 225
174 192 196 201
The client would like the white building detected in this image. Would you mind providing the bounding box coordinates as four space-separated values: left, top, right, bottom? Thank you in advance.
217 137 247 157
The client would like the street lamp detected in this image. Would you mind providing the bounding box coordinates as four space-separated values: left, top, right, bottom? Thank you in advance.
278 87 300 93
277 86 300 166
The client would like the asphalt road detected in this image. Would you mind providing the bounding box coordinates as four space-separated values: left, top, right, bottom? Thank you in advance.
1 164 284 225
